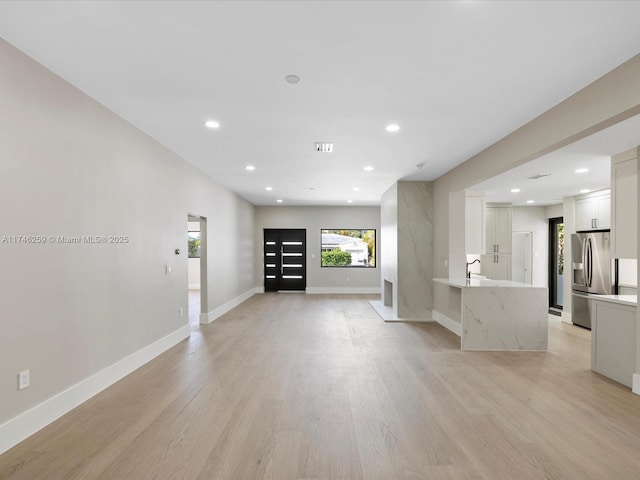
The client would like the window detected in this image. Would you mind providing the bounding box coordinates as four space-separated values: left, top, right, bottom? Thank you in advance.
321 229 376 267
188 231 201 258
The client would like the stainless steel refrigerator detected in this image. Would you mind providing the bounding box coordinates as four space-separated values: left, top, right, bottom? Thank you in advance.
571 231 614 329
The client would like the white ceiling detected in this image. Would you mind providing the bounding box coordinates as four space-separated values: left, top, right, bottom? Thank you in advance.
1 1 640 206
472 113 640 206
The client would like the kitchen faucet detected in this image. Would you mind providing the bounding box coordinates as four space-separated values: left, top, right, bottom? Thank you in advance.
466 259 481 279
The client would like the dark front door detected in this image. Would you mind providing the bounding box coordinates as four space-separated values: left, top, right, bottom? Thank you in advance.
264 229 306 292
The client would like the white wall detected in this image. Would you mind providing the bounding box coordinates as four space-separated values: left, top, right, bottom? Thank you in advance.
254 206 381 293
562 196 576 323
0 39 255 433
381 183 398 307
512 206 549 287
619 259 637 287
545 204 563 219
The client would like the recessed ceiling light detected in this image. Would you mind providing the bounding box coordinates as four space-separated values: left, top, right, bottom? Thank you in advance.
205 120 220 129
363 166 374 172
510 188 521 193
245 165 255 171
347 200 353 203
575 168 589 173
285 74 301 84
526 200 535 204
385 124 400 132
353 187 360 191
265 186 273 191
276 199 283 203
580 189 591 193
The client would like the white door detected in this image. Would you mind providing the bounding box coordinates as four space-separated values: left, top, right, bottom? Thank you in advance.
511 231 532 284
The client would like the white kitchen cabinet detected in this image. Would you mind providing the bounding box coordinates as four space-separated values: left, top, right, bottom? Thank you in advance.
480 254 511 280
465 193 485 254
575 191 611 231
591 298 636 388
611 150 637 258
485 206 511 254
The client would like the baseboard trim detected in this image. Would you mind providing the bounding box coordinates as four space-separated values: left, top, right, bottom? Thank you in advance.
0 324 190 456
433 310 462 337
306 287 381 294
633 374 640 396
199 287 260 324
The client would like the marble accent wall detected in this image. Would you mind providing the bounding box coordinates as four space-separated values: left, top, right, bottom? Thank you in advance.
380 181 434 320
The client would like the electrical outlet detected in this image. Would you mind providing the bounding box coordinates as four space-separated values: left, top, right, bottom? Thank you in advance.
179 307 184 317
165 265 172 275
18 370 30 390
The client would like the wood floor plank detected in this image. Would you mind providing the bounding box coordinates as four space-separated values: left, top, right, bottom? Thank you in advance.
2 294 640 479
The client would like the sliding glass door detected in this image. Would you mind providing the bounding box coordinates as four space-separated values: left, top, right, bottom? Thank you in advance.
548 217 564 310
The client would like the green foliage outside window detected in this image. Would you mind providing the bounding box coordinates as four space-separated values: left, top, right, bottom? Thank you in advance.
188 231 201 258
557 223 564 275
321 249 352 266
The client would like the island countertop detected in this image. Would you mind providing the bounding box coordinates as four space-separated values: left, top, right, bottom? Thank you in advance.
433 277 544 289
432 277 548 351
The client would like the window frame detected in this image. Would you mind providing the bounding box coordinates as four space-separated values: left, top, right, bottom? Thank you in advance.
320 228 376 268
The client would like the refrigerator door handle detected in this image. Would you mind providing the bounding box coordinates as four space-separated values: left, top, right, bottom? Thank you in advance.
587 238 593 288
582 238 589 287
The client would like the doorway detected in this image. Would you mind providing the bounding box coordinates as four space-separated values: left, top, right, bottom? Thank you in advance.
548 217 564 313
512 231 532 284
188 215 208 325
264 229 306 292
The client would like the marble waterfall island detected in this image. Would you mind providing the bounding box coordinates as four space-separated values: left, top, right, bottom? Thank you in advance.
433 278 548 351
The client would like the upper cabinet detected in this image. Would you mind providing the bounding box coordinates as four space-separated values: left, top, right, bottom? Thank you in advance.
485 205 512 254
575 191 610 231
465 192 485 254
611 148 638 258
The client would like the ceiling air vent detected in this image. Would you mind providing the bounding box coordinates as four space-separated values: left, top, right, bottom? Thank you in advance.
527 173 551 180
315 142 334 153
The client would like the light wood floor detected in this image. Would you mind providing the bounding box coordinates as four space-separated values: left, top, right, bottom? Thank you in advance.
188 289 201 326
2 294 640 479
